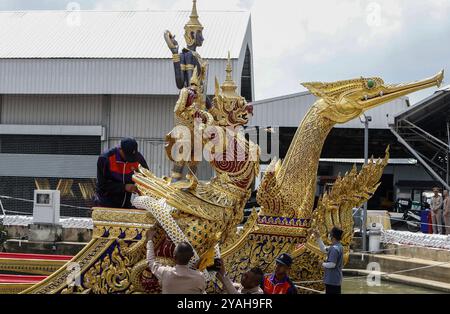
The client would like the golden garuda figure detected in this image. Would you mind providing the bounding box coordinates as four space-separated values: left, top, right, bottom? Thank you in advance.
164 0 211 184
165 67 214 189
21 66 444 294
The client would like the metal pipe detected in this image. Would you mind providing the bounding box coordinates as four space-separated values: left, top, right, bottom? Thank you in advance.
447 121 450 186
402 119 449 149
362 115 370 252
0 199 5 216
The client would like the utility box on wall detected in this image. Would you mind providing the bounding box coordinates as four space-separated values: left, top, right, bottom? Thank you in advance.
32 190 60 225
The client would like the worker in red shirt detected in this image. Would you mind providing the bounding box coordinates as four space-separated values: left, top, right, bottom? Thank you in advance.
94 138 148 209
263 253 298 294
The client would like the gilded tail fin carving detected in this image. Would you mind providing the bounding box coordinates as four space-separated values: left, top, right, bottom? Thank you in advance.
294 146 390 260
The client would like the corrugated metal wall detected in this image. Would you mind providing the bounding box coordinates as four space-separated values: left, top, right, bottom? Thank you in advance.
0 93 215 179
1 94 103 125
249 92 409 129
108 95 173 178
249 92 316 128
340 97 407 129
0 59 242 96
107 95 213 179
0 154 97 178
109 95 175 139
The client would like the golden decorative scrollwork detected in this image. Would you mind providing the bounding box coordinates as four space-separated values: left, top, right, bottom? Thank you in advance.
20 63 443 294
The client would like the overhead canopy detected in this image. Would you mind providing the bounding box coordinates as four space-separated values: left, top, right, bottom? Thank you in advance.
391 85 450 189
394 85 450 136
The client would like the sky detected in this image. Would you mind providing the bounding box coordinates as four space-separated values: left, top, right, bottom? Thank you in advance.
1 0 450 104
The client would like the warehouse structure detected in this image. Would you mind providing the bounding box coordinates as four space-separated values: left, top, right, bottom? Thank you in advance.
0 10 254 216
0 10 444 217
249 91 438 210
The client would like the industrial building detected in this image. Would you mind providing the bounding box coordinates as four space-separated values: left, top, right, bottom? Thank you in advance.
0 10 446 218
0 10 254 217
249 90 446 210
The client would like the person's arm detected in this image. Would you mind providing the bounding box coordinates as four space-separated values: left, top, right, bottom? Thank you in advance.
217 273 239 294
97 156 125 194
322 262 337 269
147 233 170 280
311 229 329 253
138 153 149 170
197 273 207 294
215 259 239 294
433 197 442 211
322 246 338 269
146 240 161 278
287 279 298 295
316 238 329 254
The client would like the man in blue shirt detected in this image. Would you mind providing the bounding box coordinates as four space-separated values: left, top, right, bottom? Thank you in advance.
312 227 344 294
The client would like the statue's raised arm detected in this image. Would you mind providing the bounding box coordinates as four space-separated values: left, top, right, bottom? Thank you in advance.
164 0 207 92
164 30 184 90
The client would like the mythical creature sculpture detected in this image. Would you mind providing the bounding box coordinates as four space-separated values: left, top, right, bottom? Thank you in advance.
165 67 214 189
21 68 444 294
132 55 258 273
164 0 212 183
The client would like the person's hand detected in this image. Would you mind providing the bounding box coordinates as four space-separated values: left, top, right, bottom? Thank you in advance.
125 184 138 194
310 229 320 238
216 259 226 277
444 211 449 217
218 259 226 276
146 225 158 241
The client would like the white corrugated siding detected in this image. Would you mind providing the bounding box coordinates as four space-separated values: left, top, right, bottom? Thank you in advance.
107 137 171 178
107 95 213 179
249 92 316 128
107 139 213 180
0 154 97 178
107 95 173 177
109 95 175 138
0 10 250 59
0 58 243 95
0 93 217 179
1 94 103 125
249 92 409 129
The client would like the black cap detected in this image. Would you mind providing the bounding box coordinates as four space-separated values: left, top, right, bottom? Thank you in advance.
275 253 293 267
120 138 139 162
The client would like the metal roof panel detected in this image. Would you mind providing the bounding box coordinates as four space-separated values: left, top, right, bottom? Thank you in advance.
0 10 250 59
